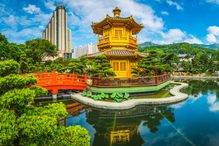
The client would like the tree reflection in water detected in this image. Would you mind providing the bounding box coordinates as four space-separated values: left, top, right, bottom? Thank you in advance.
86 105 175 146
181 80 219 98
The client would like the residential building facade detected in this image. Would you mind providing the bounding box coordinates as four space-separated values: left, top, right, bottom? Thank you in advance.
42 5 72 58
72 43 99 58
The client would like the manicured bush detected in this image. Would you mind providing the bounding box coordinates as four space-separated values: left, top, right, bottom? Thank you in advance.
82 91 130 102
54 126 90 146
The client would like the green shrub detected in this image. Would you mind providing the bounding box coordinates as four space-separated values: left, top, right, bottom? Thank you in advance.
55 126 90 146
84 91 130 102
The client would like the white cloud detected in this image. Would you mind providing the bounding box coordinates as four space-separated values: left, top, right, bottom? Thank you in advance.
206 0 219 4
210 102 219 111
161 11 169 15
206 26 219 43
208 26 219 35
0 3 10 17
39 25 45 30
155 29 203 45
2 28 41 44
158 29 186 44
31 13 52 26
116 0 164 32
1 12 51 30
165 29 185 41
166 0 183 10
2 15 17 28
184 35 203 44
207 95 219 112
45 1 56 10
62 0 164 32
23 4 41 14
208 95 216 104
207 34 217 43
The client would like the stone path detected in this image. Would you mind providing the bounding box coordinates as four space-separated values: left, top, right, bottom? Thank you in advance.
71 82 189 110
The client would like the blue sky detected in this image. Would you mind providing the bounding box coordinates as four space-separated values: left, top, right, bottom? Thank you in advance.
1 0 219 48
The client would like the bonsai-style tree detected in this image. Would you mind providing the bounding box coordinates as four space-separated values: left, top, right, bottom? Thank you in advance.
132 50 173 76
0 60 90 146
65 56 90 74
87 55 115 77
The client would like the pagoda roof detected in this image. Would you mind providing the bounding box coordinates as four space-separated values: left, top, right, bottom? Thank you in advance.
87 50 148 58
92 8 143 35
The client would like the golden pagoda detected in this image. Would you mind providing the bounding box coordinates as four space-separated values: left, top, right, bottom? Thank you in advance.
88 7 147 77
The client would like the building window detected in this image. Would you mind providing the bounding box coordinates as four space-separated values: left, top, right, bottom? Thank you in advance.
113 62 119 71
115 30 122 36
120 62 126 71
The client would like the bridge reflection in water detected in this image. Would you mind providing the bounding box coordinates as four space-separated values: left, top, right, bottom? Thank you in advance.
59 100 175 146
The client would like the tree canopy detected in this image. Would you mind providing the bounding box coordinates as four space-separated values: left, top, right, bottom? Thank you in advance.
0 33 59 73
25 39 58 63
132 50 176 76
87 55 116 77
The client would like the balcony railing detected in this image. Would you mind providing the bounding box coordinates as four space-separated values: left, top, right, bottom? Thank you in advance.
91 74 171 88
98 35 137 45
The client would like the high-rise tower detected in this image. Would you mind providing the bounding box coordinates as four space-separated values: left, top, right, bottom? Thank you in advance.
42 5 72 58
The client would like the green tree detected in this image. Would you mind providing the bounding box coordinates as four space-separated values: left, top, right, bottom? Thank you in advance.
0 33 9 61
181 60 192 73
0 59 20 76
132 50 173 76
87 55 115 77
0 60 90 146
216 49 219 62
5 44 26 62
0 33 26 62
25 39 58 63
65 56 91 74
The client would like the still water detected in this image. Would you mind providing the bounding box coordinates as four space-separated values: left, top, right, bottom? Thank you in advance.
62 80 219 146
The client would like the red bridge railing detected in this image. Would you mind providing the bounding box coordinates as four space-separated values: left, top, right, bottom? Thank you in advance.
24 72 88 94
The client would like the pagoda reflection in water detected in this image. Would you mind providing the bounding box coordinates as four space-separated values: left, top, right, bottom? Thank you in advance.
62 101 175 146
87 105 175 146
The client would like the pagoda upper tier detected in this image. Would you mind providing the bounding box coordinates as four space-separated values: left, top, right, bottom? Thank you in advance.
91 7 144 52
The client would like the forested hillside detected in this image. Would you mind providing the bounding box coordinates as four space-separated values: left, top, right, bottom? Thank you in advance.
138 43 216 56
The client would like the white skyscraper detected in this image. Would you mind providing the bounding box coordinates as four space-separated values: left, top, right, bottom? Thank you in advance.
42 5 72 58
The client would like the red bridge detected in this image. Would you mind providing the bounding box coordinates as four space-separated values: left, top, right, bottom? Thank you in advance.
27 72 87 95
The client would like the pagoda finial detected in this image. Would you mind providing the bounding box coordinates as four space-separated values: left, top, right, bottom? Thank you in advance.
113 7 121 17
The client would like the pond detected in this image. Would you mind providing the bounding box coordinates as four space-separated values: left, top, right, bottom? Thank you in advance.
60 80 219 146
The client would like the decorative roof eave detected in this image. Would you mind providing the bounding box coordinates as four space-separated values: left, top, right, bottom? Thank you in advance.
87 50 148 58
91 15 143 35
87 52 104 58
92 16 143 28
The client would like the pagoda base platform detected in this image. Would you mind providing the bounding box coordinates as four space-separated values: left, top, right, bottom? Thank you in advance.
89 80 171 94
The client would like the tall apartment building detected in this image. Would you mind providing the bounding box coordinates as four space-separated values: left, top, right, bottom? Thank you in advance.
42 5 72 58
72 43 99 58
